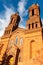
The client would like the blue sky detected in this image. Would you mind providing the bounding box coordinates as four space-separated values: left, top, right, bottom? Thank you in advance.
0 0 43 36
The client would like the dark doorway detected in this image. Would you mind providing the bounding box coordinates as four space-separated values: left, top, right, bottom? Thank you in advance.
2 55 14 65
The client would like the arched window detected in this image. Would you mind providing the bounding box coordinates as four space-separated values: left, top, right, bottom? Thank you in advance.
31 40 35 43
32 23 34 28
28 24 30 29
32 9 34 16
36 23 37 28
35 22 38 28
16 36 18 44
20 38 23 45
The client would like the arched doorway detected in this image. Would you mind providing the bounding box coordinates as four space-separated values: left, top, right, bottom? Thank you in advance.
6 55 14 65
9 56 14 65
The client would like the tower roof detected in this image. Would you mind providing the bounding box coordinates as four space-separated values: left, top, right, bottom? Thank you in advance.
11 12 19 19
29 4 39 12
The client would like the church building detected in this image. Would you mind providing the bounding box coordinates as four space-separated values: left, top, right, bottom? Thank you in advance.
0 4 43 65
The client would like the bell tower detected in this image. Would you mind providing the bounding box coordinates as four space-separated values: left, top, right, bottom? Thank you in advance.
26 4 42 59
2 12 20 38
26 4 42 30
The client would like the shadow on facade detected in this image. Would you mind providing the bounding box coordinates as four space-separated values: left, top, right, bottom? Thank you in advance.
15 48 20 65
1 55 13 65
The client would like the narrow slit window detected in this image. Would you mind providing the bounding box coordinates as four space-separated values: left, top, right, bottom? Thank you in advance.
20 38 23 45
16 36 18 44
29 24 30 29
36 24 37 28
32 9 34 16
32 23 34 28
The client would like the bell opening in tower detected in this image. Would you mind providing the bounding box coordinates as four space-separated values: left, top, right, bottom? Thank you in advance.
32 9 34 16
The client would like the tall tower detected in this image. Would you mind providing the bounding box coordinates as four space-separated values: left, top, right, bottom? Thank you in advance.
2 12 20 38
26 4 42 59
26 4 42 30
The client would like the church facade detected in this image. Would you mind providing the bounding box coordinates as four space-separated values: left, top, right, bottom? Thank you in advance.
0 4 43 65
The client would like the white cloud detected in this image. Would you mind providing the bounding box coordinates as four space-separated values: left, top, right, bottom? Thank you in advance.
18 0 28 28
18 1 25 15
19 24 26 29
41 19 43 24
19 17 26 29
0 29 5 37
0 5 15 37
18 0 28 15
0 0 28 37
